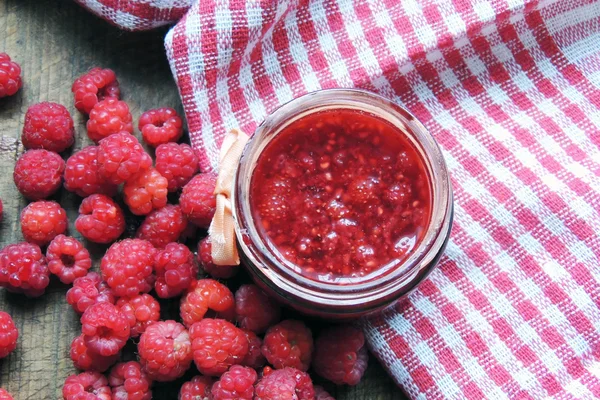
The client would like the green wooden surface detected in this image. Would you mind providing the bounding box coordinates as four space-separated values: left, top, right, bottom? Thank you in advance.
0 0 407 398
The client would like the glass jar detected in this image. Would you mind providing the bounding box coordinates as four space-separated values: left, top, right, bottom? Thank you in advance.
232 89 453 318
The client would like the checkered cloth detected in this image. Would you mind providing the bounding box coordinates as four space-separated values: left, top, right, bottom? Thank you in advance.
76 0 600 398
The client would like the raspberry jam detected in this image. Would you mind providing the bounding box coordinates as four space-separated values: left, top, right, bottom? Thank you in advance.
234 89 453 318
250 109 431 283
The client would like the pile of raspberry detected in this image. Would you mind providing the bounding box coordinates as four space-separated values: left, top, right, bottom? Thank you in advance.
0 64 370 400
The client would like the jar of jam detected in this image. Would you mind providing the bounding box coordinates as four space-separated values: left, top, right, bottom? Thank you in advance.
233 89 453 318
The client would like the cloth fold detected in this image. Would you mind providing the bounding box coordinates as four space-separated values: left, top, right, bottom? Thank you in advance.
76 0 600 398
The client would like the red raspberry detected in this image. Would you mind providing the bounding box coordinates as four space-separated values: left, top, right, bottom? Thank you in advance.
262 320 313 371
0 311 18 358
64 146 118 198
75 194 125 244
97 132 152 185
0 388 13 400
154 242 197 299
198 237 238 279
20 200 68 246
155 143 199 192
313 325 368 385
66 272 115 314
62 371 111 400
235 284 281 334
138 320 192 382
70 334 119 372
180 173 217 228
81 302 130 357
123 168 168 216
116 294 160 338
0 242 49 297
22 102 74 152
139 107 183 147
254 367 315 400
47 235 91 284
179 376 215 400
0 199 3 222
180 279 235 327
87 98 133 143
241 330 266 369
108 361 152 400
13 149 65 200
136 205 188 249
0 53 22 98
189 318 248 376
101 239 156 298
211 365 257 400
72 67 120 114
314 385 335 400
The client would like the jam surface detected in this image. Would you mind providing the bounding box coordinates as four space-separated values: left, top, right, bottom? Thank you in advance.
250 108 431 283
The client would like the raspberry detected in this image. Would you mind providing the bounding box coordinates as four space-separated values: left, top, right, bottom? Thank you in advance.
108 361 152 400
62 371 111 400
72 67 120 114
47 235 91 284
136 205 188 249
139 107 183 147
179 376 215 400
0 53 22 98
138 320 192 382
64 146 118 198
179 173 217 227
22 102 74 152
123 168 168 216
20 200 68 246
66 272 115 314
314 385 335 400
211 365 257 400
155 143 199 192
262 320 313 371
0 242 49 297
116 294 160 337
0 388 13 400
0 311 18 358
154 242 197 298
198 237 238 279
81 302 130 357
70 334 119 372
254 367 315 400
97 132 152 185
235 284 281 334
180 279 235 327
189 318 248 376
13 149 65 200
101 239 156 298
87 98 133 143
241 330 266 369
313 325 368 385
75 194 125 244
0 199 3 222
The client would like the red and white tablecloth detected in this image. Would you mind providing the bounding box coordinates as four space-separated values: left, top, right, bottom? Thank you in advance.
76 0 600 398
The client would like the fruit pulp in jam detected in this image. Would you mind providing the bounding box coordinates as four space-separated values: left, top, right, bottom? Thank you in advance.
250 108 431 283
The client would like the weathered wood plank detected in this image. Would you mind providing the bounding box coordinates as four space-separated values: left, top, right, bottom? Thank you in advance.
0 0 406 398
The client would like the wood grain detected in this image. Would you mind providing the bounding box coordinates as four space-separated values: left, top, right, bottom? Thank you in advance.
0 0 406 398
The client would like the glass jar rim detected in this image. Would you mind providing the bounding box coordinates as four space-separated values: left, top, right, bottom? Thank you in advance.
232 89 453 311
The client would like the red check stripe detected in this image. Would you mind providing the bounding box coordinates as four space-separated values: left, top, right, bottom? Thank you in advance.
76 0 600 397
74 0 192 30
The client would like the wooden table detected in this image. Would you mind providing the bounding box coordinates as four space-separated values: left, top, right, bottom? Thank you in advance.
0 0 406 398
